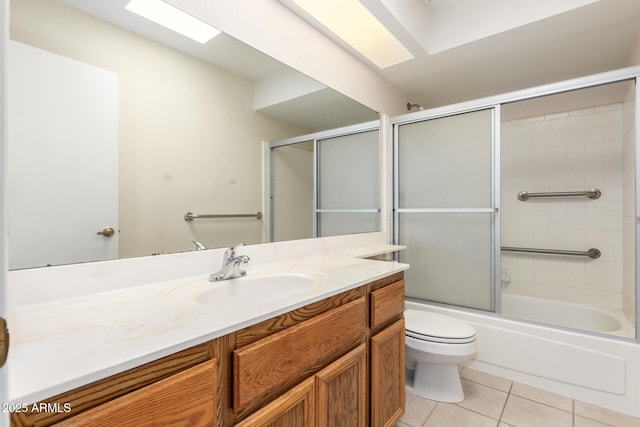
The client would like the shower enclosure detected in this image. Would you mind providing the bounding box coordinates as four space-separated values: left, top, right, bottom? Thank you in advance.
500 81 636 337
395 71 638 340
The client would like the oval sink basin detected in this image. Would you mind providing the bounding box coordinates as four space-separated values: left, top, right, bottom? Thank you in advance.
196 273 320 306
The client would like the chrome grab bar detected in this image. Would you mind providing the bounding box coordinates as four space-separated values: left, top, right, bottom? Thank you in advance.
184 211 263 221
517 188 601 201
501 246 601 259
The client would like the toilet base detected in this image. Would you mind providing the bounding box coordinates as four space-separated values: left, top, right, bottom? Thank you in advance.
412 362 465 403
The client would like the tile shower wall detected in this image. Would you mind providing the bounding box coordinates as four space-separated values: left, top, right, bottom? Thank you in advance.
501 104 625 310
271 144 314 242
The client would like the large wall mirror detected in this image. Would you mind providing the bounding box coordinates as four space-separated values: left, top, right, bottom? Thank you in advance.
7 0 379 270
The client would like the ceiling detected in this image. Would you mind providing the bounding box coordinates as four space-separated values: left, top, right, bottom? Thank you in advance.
62 0 640 127
375 0 640 109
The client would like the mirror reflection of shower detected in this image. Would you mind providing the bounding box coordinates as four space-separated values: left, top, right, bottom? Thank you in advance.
500 80 636 338
269 124 381 243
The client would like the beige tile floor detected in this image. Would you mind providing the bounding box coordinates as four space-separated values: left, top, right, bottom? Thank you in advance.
397 368 640 427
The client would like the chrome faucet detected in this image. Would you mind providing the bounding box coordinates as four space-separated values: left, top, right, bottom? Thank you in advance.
190 238 207 251
209 243 250 281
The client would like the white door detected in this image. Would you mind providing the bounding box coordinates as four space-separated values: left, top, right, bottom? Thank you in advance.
7 41 118 269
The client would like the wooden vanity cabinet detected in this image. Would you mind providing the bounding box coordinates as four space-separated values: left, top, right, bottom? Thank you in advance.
230 288 368 426
315 343 367 427
232 298 366 413
11 343 218 427
53 359 217 427
12 272 405 427
235 343 367 427
370 319 405 427
234 376 316 427
369 277 406 427
231 272 405 427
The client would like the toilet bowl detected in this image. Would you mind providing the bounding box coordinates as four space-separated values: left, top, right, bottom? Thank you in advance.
405 309 477 403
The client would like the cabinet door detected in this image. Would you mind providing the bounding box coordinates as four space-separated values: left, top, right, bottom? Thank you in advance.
234 376 315 427
54 359 217 427
315 343 366 427
370 319 405 427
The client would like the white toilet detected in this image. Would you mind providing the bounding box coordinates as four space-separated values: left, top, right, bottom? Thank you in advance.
405 309 477 403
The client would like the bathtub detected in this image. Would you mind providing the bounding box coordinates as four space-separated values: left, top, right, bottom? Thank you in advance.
405 299 640 418
500 293 635 338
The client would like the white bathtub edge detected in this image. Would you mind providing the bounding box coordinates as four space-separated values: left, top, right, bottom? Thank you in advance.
405 300 640 418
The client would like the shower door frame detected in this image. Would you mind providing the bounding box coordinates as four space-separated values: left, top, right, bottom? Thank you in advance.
268 120 381 242
635 73 640 343
392 105 502 313
391 66 640 342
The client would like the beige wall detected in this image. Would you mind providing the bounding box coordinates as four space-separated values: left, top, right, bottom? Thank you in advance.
10 0 310 258
627 31 640 66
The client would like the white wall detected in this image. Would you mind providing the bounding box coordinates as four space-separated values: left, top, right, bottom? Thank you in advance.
501 103 626 310
425 0 598 54
10 0 310 259
166 0 408 116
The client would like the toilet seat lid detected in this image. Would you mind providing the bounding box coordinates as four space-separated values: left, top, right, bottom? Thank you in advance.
405 309 476 344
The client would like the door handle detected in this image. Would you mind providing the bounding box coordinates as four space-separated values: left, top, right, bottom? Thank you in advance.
0 317 8 368
97 227 115 237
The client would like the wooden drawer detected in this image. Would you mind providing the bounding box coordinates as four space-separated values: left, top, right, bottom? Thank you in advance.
54 359 217 426
233 297 366 411
370 280 404 330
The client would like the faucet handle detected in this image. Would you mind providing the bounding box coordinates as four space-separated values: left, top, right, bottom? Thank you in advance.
236 254 250 263
233 255 250 277
223 243 245 262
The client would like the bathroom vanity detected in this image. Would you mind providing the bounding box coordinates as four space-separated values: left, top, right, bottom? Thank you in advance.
8 241 407 427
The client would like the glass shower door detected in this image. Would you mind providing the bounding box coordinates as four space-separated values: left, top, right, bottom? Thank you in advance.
316 129 380 236
270 141 314 242
395 109 496 311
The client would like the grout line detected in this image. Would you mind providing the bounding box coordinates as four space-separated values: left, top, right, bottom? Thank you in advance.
448 402 500 423
406 375 640 426
420 402 439 427
496 382 513 424
509 393 574 416
422 399 437 426
573 413 619 427
460 373 514 394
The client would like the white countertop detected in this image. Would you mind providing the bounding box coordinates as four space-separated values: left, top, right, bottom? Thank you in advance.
8 244 408 404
